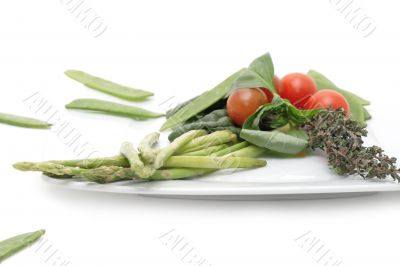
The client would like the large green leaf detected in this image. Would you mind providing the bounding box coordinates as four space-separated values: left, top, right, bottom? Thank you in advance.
240 128 308 154
307 70 370 126
231 53 276 93
160 68 245 131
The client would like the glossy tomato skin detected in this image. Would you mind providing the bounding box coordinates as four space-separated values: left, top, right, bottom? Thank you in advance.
279 73 317 108
227 88 267 126
260 76 281 102
260 88 273 103
304 89 350 113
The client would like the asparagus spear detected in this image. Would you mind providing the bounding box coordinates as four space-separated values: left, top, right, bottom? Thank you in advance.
13 143 253 173
13 133 240 172
153 130 207 169
137 132 160 163
228 145 267 157
50 155 129 168
176 130 237 154
151 168 213 180
120 141 155 178
45 164 214 182
14 155 266 183
212 142 249 156
13 156 129 171
182 144 229 156
37 163 132 183
163 156 266 169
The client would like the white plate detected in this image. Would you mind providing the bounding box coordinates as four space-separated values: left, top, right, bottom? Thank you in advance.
39 120 400 200
42 153 400 200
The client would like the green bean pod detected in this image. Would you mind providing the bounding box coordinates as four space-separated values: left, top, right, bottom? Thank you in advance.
65 98 164 120
65 70 153 101
0 112 51 129
0 229 45 262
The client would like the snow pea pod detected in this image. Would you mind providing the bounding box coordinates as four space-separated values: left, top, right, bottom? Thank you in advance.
0 112 51 129
160 68 245 131
65 98 164 120
0 229 45 262
65 70 154 101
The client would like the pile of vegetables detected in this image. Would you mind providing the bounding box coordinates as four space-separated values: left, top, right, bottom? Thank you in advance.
162 53 399 182
14 130 267 183
10 52 400 183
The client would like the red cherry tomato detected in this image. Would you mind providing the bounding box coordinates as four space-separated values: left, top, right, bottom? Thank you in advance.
304 89 350 113
260 76 281 102
227 88 268 126
260 88 273 102
279 73 317 108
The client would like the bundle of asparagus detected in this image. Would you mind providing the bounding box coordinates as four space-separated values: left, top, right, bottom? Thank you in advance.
13 130 267 183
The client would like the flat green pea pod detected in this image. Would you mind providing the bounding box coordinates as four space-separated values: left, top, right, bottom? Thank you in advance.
65 98 164 120
160 69 245 131
0 229 45 262
0 112 51 129
65 70 153 101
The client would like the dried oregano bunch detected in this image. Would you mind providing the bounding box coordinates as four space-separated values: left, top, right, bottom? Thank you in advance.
302 109 400 181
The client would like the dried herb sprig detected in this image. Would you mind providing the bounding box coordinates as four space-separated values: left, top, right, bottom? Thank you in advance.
302 109 400 181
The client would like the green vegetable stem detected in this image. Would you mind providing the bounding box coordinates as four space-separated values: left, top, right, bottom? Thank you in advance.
65 98 164 120
0 229 45 262
182 144 229 156
227 145 267 158
65 70 154 101
137 132 160 163
14 141 268 183
176 130 237 154
212 141 250 156
15 155 266 183
153 130 207 169
163 156 266 169
0 112 51 129
120 141 155 178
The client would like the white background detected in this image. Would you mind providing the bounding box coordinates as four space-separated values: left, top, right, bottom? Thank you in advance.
1 0 400 265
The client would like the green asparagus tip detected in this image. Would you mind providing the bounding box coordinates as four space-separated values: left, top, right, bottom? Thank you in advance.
13 162 38 171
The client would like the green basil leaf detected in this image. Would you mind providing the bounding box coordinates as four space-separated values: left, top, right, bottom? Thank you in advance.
307 70 370 126
363 108 371 120
231 53 276 93
243 95 319 130
160 68 245 131
240 128 308 154
308 70 370 105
